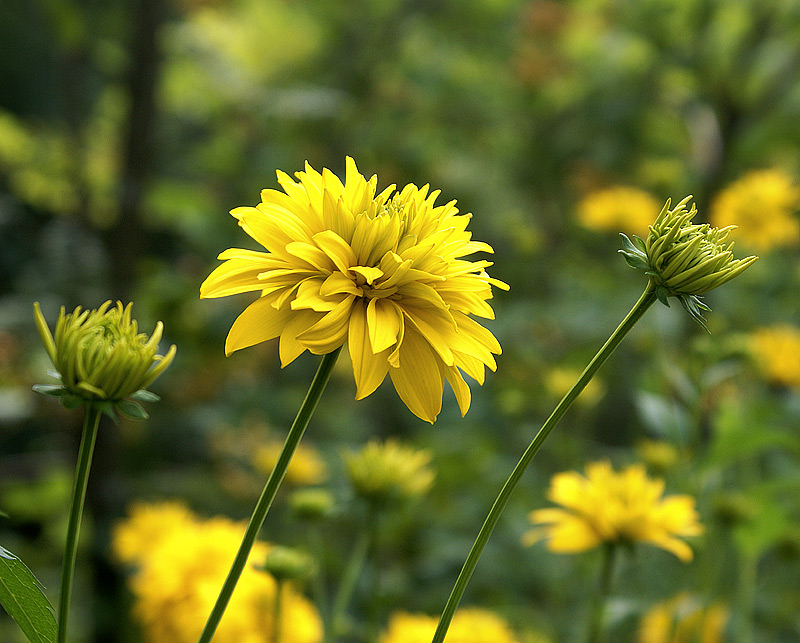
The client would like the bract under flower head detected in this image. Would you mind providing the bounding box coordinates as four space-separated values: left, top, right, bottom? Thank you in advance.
523 461 703 562
33 301 176 419
201 157 508 423
619 196 758 330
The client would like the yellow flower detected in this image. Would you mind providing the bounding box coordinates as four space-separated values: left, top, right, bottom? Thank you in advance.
112 501 322 643
379 608 520 643
200 157 508 423
639 593 729 643
344 438 435 504
33 301 176 417
523 461 703 561
253 439 328 486
577 186 662 236
749 324 800 388
544 366 604 407
710 168 800 251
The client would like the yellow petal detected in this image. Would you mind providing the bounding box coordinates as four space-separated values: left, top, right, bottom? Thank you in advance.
278 310 322 367
320 272 362 298
348 301 390 399
366 298 402 354
200 253 275 299
224 294 291 356
291 278 339 312
389 327 444 423
296 296 355 354
442 364 471 416
313 230 357 274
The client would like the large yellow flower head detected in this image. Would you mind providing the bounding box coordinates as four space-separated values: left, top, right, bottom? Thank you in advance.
638 593 729 643
379 608 521 643
200 157 508 423
749 324 800 388
710 168 800 251
112 501 322 643
577 186 662 237
523 461 703 562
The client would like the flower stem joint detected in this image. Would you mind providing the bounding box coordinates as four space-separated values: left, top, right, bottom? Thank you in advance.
619 196 758 330
33 301 176 420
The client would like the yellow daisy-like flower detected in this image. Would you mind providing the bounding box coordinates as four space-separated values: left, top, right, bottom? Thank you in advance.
252 438 328 486
200 157 508 423
523 461 703 561
710 168 800 250
639 593 729 643
577 186 662 237
112 501 322 643
379 608 521 643
749 324 800 388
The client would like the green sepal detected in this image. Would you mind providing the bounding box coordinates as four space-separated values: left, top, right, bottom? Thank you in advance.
115 399 149 421
61 394 84 409
679 295 711 333
130 389 160 403
94 400 118 423
655 286 671 307
31 385 66 397
622 254 650 270
46 371 62 381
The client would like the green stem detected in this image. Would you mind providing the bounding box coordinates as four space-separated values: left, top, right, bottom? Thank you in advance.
197 347 342 643
431 283 657 643
57 404 102 643
330 514 372 641
586 544 617 643
272 580 283 643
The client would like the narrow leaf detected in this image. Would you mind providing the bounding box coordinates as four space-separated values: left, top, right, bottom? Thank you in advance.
130 389 160 403
0 550 57 643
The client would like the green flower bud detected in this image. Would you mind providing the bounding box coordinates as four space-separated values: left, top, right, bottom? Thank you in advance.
33 301 176 419
620 196 758 330
288 488 336 521
257 545 315 582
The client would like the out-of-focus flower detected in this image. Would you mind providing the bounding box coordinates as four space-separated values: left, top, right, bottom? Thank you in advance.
112 501 322 643
636 440 680 474
749 324 800 388
577 187 662 237
344 439 435 504
710 169 800 251
639 593 728 643
524 461 703 561
33 301 175 419
619 196 757 329
253 438 328 486
379 608 521 643
544 366 604 407
289 488 336 521
257 545 315 582
200 157 507 423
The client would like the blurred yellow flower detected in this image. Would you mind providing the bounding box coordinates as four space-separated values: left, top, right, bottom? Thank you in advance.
200 157 508 423
710 168 800 250
112 501 322 643
379 608 520 643
544 366 604 407
253 438 328 486
749 324 800 388
524 461 703 561
639 593 728 643
636 440 680 474
344 438 435 504
577 186 662 236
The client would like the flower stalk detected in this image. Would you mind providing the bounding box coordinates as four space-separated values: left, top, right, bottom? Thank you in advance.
586 543 617 643
197 347 341 643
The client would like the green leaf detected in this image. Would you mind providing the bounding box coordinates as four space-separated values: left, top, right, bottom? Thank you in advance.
115 399 149 421
0 548 57 643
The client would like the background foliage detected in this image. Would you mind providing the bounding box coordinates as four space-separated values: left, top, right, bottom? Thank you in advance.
1 0 799 641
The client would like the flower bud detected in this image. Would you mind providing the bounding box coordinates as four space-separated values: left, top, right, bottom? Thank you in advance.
288 488 336 521
257 545 315 582
33 301 176 419
620 196 758 329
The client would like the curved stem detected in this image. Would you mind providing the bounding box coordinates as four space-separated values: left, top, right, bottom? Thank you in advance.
197 347 342 643
431 283 657 643
57 404 102 643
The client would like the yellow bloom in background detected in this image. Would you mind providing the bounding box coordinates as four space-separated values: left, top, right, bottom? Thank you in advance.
577 186 662 236
639 593 729 643
253 438 328 486
749 324 800 388
379 608 521 643
200 157 508 423
544 366 604 407
710 168 800 250
112 501 322 643
523 461 703 561
344 438 435 504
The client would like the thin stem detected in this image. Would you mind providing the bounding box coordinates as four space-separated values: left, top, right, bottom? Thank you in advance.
330 514 372 642
431 283 657 643
197 347 342 643
272 580 283 643
57 404 102 643
586 544 617 643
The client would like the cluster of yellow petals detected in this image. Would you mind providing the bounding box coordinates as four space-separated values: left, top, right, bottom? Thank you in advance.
112 501 322 643
710 168 800 251
201 157 507 423
577 186 662 237
379 608 521 643
638 593 729 643
523 461 703 561
749 324 800 388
